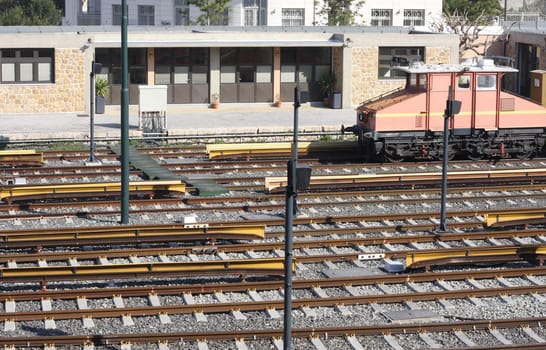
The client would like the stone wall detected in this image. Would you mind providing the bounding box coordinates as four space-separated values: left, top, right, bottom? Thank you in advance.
351 46 452 105
0 48 85 113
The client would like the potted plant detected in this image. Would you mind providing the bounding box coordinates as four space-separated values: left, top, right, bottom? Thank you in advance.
318 71 335 107
211 93 219 109
274 94 282 107
95 77 109 114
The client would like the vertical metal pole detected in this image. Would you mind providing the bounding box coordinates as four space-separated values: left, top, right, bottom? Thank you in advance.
120 0 130 224
439 86 453 232
283 87 300 350
89 61 95 162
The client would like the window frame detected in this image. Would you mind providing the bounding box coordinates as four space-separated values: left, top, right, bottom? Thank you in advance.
371 9 392 26
138 5 155 25
282 8 305 26
378 46 424 80
0 48 54 84
403 9 425 26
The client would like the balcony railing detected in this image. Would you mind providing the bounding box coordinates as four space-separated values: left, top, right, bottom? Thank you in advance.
78 11 101 25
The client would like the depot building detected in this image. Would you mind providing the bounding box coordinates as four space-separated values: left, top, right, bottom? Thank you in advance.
0 26 458 114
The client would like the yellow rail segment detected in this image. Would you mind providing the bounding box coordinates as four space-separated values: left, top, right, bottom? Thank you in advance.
405 244 546 269
206 141 359 159
0 149 43 167
264 167 546 191
0 224 265 245
484 209 546 228
0 258 294 281
0 180 186 201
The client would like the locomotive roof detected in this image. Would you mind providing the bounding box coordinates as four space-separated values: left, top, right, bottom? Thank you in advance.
392 58 518 74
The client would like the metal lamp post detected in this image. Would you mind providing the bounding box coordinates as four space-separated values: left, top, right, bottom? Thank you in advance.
439 85 461 232
120 0 130 224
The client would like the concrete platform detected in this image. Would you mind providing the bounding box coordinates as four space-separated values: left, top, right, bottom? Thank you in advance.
0 103 356 141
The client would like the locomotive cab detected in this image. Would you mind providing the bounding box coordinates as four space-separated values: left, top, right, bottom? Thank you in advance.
345 58 546 162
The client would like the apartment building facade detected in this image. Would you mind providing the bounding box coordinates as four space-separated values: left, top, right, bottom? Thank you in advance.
64 0 442 28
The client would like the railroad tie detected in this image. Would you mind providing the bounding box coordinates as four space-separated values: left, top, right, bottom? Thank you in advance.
183 292 207 322
489 328 513 345
345 335 365 350
121 314 134 327
5 298 15 312
234 339 249 350
84 343 94 350
247 290 280 319
44 317 56 329
382 335 404 350
149 292 173 324
462 279 485 306
41 297 52 311
3 319 15 332
197 340 209 350
272 338 284 350
522 327 546 343
121 342 132 350
454 330 476 347
309 336 327 350
418 333 441 348
44 345 55 350
82 316 95 329
214 292 246 320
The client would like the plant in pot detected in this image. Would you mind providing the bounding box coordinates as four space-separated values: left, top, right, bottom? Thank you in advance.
318 72 335 107
274 94 282 107
211 93 219 109
95 77 109 114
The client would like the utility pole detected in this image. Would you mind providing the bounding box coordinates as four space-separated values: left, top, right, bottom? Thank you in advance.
439 85 461 232
120 0 129 224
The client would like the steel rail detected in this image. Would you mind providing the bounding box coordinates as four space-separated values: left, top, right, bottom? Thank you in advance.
0 224 265 248
205 141 359 159
0 257 292 282
265 167 546 191
0 284 545 322
0 182 544 217
3 266 545 300
0 242 543 282
0 180 186 202
0 317 544 348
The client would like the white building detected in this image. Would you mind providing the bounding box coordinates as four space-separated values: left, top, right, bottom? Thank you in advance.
64 0 442 29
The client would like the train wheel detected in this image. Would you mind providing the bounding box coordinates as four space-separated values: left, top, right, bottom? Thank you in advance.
436 144 457 161
510 141 535 159
383 145 404 162
466 144 482 161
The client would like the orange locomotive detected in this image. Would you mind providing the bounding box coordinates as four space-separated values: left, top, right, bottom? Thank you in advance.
344 58 546 162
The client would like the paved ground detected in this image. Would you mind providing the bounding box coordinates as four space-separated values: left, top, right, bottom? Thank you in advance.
0 103 356 141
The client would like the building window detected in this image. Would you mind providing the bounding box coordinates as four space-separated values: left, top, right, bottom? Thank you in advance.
220 47 272 83
112 5 122 25
371 9 392 26
0 49 54 84
244 0 267 26
175 0 189 25
282 8 305 26
138 5 155 25
403 9 425 26
154 48 209 85
378 47 424 79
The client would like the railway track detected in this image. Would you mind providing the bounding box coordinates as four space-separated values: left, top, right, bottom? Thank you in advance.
0 145 546 349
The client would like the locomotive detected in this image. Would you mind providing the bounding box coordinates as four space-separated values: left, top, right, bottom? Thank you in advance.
344 58 546 162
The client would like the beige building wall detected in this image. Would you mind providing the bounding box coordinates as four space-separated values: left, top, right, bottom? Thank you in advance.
0 33 91 114
349 33 458 106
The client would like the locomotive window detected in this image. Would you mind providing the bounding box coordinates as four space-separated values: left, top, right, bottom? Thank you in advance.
458 75 470 89
476 74 496 90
